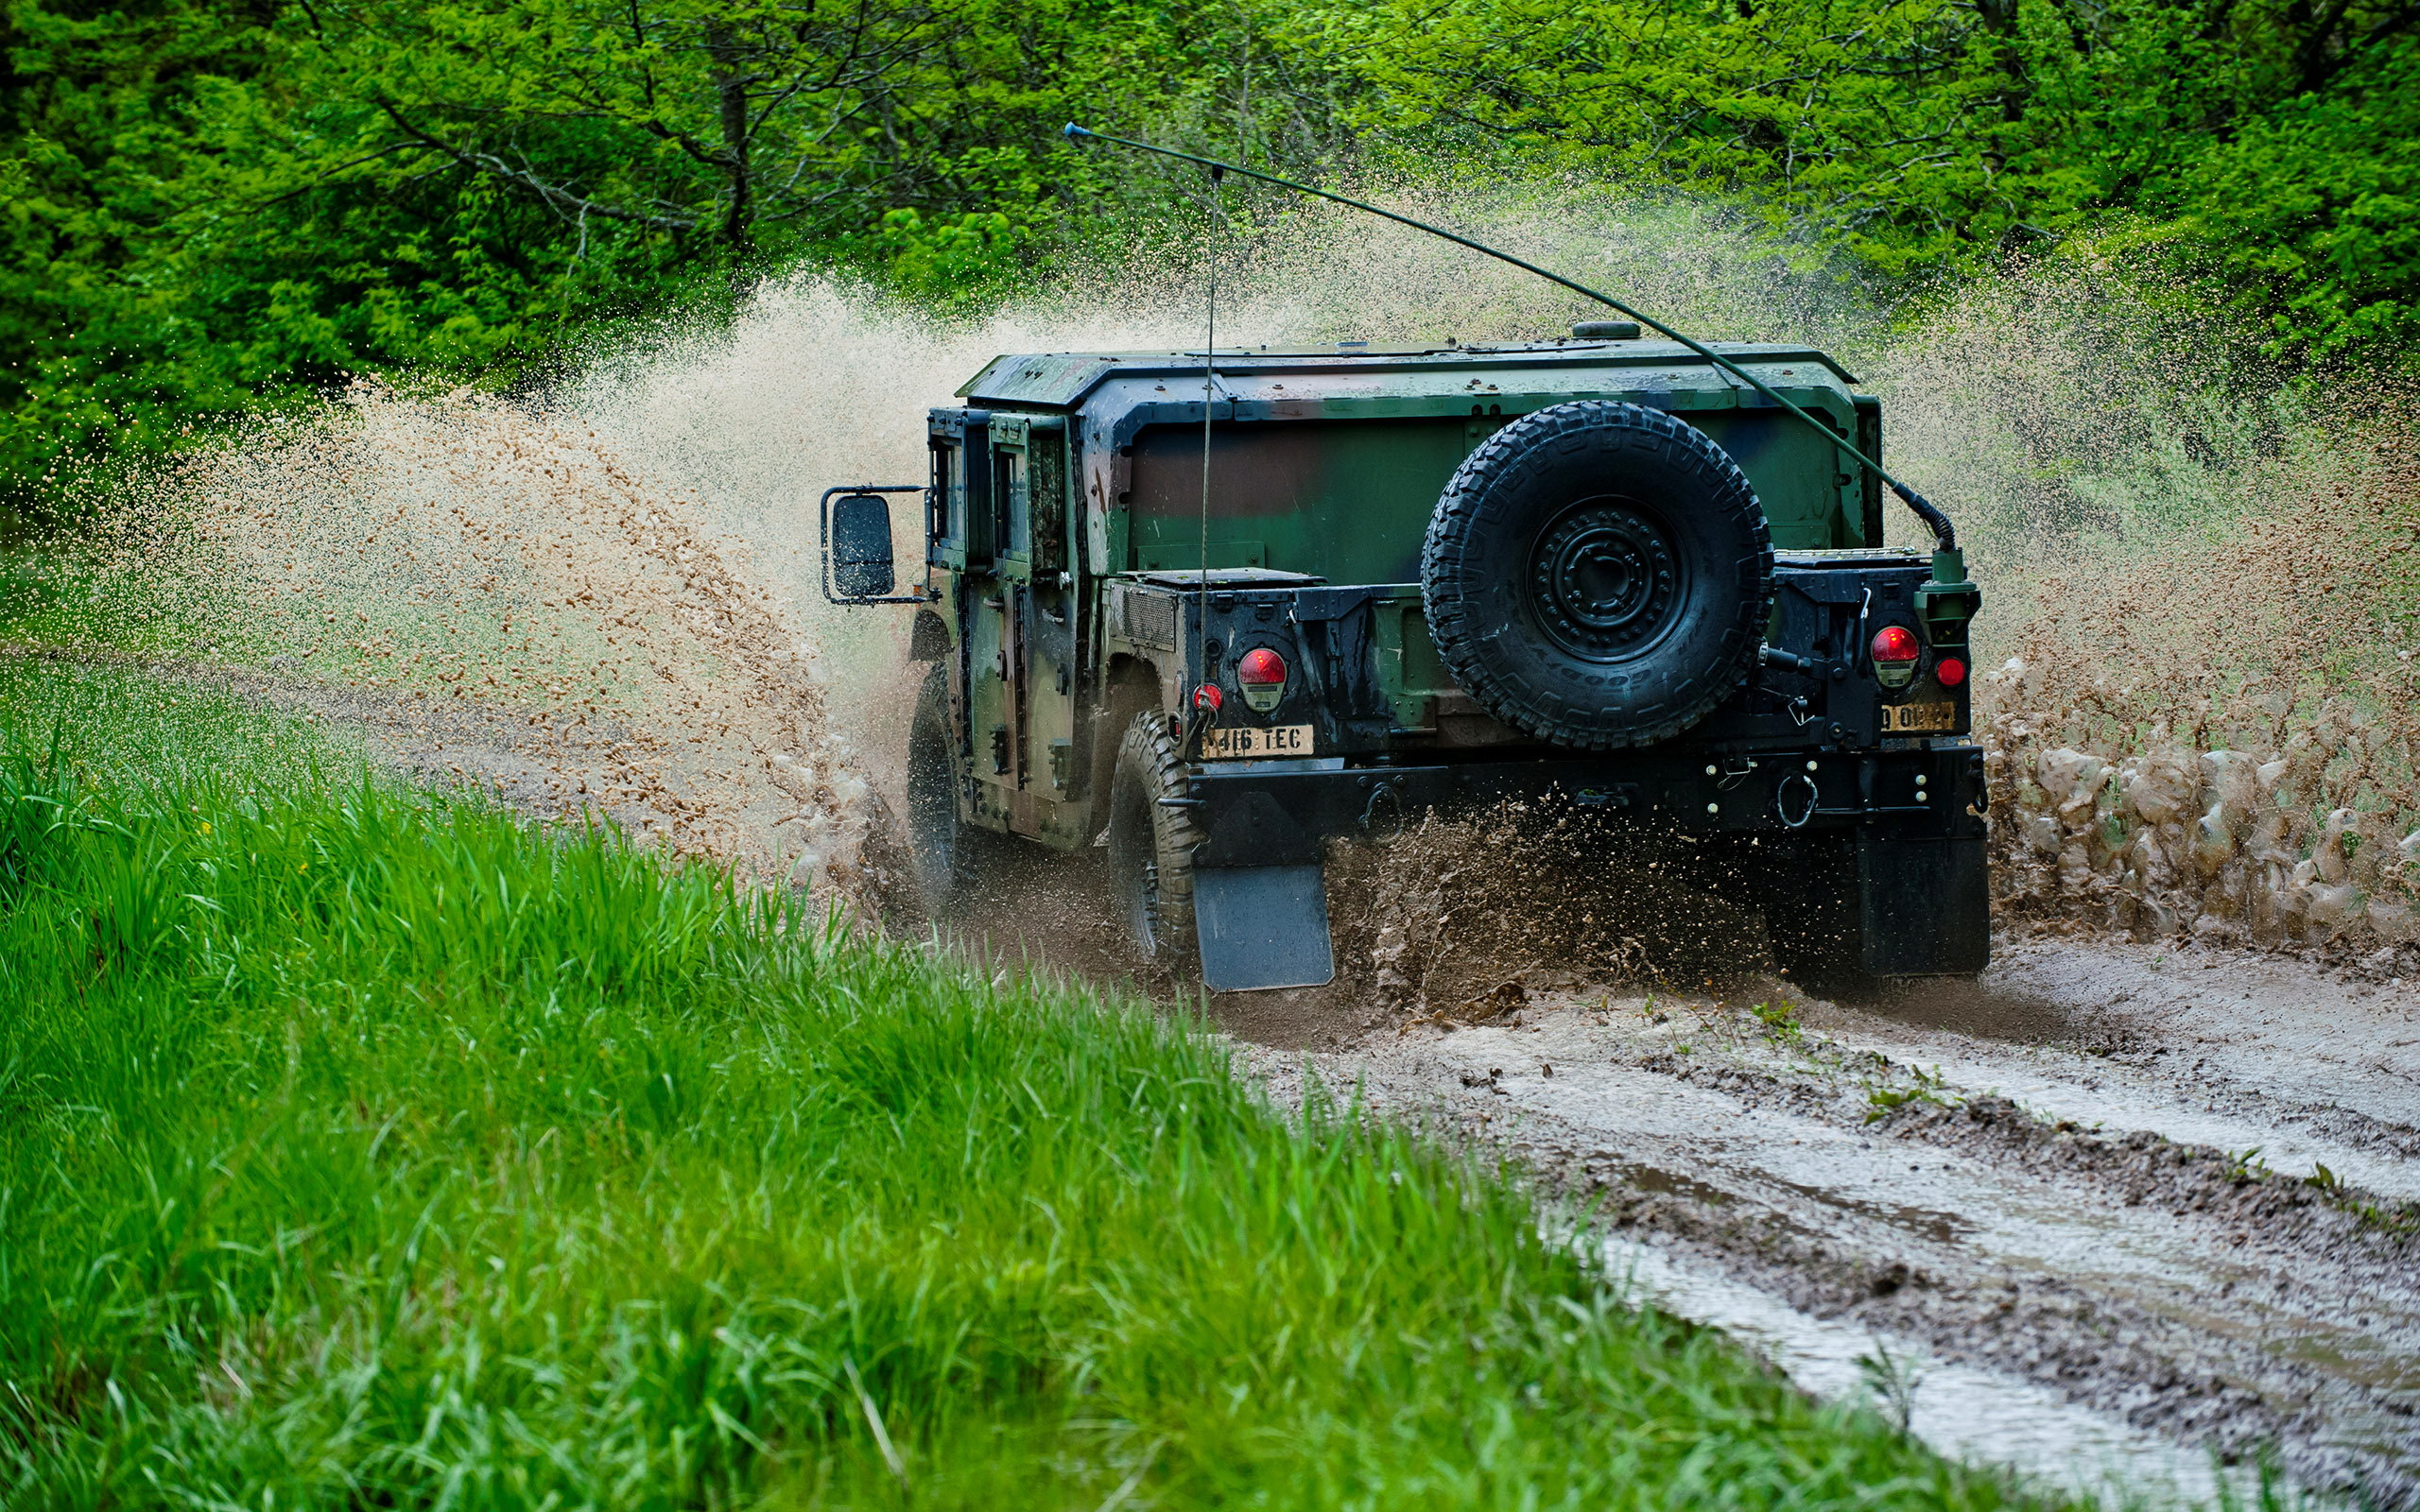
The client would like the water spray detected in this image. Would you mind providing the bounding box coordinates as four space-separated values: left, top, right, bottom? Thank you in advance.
1061 122 1975 612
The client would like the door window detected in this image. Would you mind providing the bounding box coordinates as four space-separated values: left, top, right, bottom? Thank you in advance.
997 448 1031 558
931 440 959 554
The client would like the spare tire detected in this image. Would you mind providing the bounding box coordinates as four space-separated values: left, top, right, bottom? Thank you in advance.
1422 400 1773 750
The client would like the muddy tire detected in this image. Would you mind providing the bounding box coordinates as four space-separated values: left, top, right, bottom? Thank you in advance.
1106 713 1201 972
1423 400 1772 751
907 664 1003 914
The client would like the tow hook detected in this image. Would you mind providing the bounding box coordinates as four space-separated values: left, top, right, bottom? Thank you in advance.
1358 780 1407 842
1775 771 1819 829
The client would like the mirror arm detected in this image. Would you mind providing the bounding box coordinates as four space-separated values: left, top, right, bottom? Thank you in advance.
819 483 933 605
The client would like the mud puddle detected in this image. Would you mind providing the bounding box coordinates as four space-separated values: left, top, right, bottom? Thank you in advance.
1602 1235 2285 1509
1238 936 2420 1508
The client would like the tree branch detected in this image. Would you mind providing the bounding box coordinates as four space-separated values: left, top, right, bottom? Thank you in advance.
374 99 699 231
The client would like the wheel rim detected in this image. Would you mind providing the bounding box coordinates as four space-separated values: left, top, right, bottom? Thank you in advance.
1528 498 1682 662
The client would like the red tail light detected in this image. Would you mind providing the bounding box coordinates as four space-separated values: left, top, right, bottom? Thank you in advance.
1870 625 1920 664
1237 646 1287 686
1193 683 1223 711
1934 655 1968 689
1236 646 1288 712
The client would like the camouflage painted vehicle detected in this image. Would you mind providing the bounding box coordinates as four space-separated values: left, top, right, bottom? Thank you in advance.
823 322 1988 991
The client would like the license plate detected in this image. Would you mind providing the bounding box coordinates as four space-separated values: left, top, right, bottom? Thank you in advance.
1882 701 1957 733
1200 723 1315 760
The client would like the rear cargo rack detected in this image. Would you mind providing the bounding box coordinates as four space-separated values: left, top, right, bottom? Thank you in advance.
1775 548 1928 567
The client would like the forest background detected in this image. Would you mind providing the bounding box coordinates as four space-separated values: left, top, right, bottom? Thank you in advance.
2 0 2414 508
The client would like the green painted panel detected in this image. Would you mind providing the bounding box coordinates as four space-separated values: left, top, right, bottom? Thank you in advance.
1689 412 1861 549
1122 409 1852 577
1126 419 1481 582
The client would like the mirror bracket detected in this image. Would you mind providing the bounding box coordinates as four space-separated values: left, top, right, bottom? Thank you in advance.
820 483 933 605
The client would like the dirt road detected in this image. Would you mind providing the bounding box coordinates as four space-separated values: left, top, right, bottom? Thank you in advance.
197 668 2420 1507
1238 931 2420 1508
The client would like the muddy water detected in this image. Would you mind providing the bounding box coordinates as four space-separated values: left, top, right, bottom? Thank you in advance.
1241 928 2420 1507
1601 1236 2284 1509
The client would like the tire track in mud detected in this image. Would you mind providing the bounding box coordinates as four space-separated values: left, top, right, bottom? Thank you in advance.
162 670 2420 1505
1238 935 2420 1507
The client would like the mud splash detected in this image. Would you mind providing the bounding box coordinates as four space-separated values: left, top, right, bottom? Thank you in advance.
1969 417 2420 956
28 186 2418 954
1879 263 2420 956
1325 807 1769 1020
58 385 893 900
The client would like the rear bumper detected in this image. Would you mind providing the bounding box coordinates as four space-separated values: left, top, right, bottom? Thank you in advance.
1184 743 1987 868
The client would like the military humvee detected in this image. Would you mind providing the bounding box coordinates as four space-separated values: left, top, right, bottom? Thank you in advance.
822 322 1988 992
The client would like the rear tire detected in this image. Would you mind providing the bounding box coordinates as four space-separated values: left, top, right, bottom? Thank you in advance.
907 664 1002 915
1106 713 1201 974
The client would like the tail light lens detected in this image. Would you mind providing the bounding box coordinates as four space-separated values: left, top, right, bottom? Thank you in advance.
1236 646 1288 712
1193 683 1223 712
1934 655 1968 689
1870 624 1921 690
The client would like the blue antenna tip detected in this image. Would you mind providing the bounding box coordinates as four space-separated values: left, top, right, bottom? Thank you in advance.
1062 122 1086 140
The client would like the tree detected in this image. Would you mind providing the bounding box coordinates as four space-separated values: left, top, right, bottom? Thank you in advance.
1289 0 2420 353
353 0 974 255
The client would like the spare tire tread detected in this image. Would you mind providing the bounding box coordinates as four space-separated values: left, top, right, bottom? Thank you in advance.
1423 401 1774 751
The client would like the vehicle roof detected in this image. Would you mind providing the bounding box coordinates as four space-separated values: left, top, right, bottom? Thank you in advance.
956 338 1861 410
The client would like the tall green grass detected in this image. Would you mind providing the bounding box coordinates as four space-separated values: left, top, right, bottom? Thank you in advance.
0 659 2058 1509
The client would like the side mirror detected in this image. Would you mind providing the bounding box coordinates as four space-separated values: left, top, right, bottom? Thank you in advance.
820 484 925 604
831 494 895 597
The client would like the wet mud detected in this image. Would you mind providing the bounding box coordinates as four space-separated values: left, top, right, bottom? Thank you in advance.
164 665 2420 1505
1239 930 2420 1507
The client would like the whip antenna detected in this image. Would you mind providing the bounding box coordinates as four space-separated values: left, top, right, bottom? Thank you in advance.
1201 164 1222 676
1062 122 1964 576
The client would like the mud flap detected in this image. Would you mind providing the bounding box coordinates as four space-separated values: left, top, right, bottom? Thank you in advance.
1858 832 1991 976
1190 786 1337 991
1193 865 1337 991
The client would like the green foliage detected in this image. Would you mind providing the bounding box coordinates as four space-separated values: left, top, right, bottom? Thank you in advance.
1304 0 2420 361
0 0 1333 493
1750 999 1805 1046
1865 1063 1961 1121
2160 37 2420 359
1 0 2414 496
876 206 1033 309
0 659 2063 1509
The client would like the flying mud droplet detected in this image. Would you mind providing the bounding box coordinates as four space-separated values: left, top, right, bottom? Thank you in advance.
1327 806 1771 1023
55 379 904 906
26 197 2420 965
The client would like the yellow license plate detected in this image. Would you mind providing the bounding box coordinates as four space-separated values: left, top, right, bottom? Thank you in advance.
1200 724 1315 760
1882 701 1958 733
